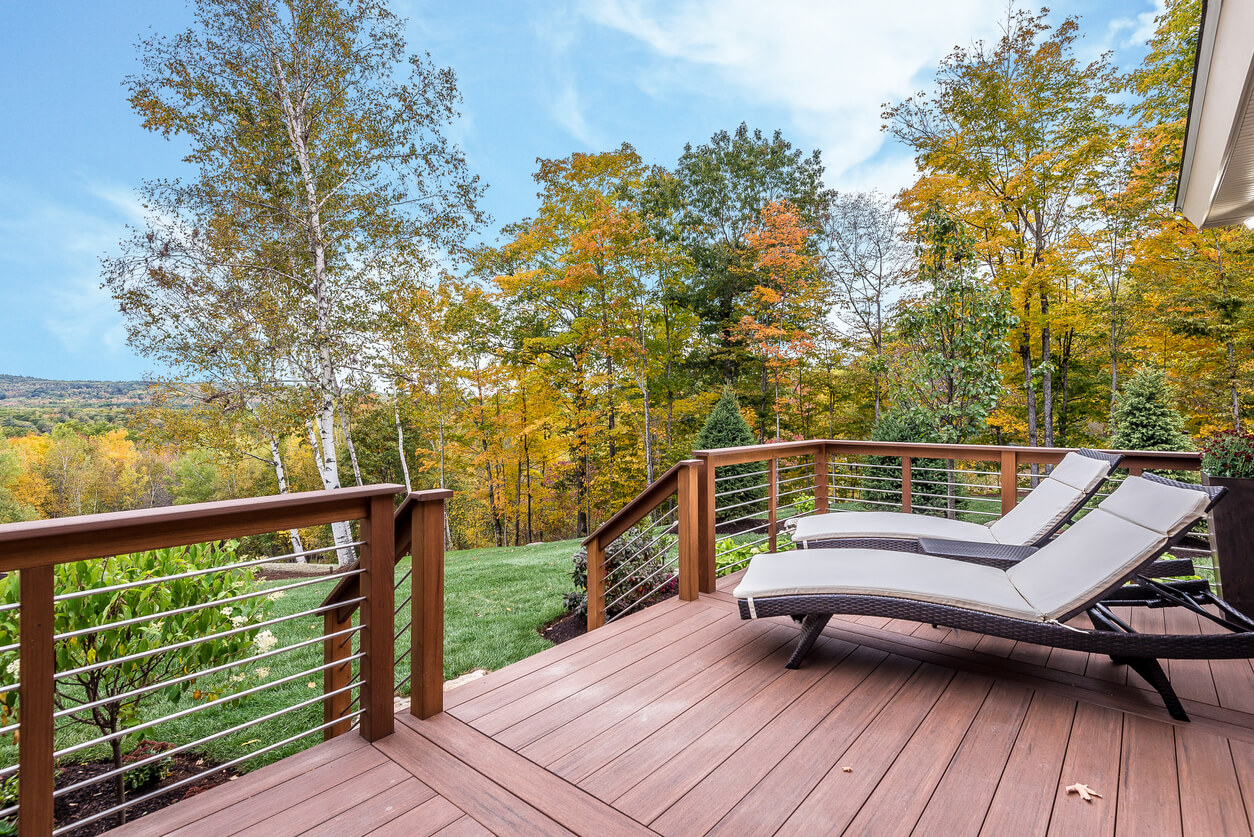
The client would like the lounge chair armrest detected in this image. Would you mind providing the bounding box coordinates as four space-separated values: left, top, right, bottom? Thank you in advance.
918 538 1039 568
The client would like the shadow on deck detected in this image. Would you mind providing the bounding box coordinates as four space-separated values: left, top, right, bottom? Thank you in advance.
108 571 1254 836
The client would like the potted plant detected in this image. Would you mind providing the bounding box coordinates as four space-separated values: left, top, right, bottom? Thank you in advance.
1201 429 1254 617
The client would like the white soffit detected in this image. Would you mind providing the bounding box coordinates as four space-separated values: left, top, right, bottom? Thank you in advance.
1176 0 1254 229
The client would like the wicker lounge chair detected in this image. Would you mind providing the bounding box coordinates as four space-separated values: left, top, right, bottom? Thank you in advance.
736 473 1254 721
791 448 1123 552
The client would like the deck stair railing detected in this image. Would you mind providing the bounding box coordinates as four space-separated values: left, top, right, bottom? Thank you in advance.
582 441 1208 627
0 483 459 837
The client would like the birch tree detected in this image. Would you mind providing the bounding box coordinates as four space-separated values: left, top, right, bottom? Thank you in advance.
106 0 482 562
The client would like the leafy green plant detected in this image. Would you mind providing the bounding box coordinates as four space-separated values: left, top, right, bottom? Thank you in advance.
123 740 175 792
0 541 270 826
1201 429 1254 478
567 522 678 619
1111 367 1192 452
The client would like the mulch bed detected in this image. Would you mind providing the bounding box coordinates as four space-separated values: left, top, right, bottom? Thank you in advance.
53 752 238 836
540 611 587 644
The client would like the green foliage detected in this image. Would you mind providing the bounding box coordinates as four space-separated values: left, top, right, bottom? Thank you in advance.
566 522 678 620
1110 368 1193 451
1201 429 1254 478
0 542 269 814
889 206 1015 444
862 409 948 511
696 388 766 521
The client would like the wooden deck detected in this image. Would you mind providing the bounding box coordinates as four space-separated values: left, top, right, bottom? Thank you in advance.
109 572 1254 836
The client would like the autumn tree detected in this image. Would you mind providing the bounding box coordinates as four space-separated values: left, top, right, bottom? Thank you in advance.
671 124 831 387
106 0 482 562
886 7 1121 449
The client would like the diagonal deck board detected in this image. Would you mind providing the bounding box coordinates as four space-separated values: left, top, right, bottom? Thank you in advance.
106 582 1254 836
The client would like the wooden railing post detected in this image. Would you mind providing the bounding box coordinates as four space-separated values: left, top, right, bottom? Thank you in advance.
1000 450 1018 515
814 444 829 515
699 458 716 594
412 492 449 719
586 534 606 630
323 605 353 741
768 458 778 552
359 495 395 742
901 456 913 514
19 566 54 837
676 461 699 601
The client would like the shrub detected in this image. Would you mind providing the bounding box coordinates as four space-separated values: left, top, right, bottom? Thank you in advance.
566 522 678 620
1201 429 1254 478
0 541 271 826
861 409 949 512
697 388 766 522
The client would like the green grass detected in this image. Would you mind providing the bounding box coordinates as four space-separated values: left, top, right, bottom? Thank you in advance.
1 538 579 782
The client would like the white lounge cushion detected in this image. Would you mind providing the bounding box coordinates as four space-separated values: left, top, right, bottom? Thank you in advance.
792 451 1116 548
986 479 1083 545
1006 477 1209 620
733 549 1043 621
1046 452 1111 493
790 512 997 545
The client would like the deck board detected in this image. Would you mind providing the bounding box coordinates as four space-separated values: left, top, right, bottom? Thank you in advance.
105 583 1254 836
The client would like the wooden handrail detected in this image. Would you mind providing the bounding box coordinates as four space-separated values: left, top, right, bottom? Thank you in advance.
693 439 1201 472
0 484 405 573
581 461 702 629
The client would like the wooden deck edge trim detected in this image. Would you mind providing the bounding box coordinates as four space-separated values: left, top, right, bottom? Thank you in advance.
375 723 577 836
398 713 656 836
103 734 373 837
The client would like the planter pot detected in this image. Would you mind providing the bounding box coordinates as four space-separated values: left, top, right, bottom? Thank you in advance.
1203 472 1254 618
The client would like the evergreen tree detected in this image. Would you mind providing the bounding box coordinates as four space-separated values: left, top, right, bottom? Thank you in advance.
862 409 948 513
696 388 764 522
1110 368 1193 451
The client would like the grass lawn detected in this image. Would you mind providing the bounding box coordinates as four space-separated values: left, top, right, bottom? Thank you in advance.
0 538 580 782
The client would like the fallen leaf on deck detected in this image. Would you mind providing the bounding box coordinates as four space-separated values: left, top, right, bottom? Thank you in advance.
841 766 853 773
1066 783 1102 802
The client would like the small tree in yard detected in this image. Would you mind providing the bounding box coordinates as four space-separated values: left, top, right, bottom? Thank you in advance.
862 409 948 513
1111 367 1193 451
0 543 270 827
696 388 766 523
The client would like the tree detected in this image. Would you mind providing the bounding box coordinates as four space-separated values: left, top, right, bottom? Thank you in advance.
888 207 1015 444
886 8 1121 449
672 124 831 386
819 190 910 421
1110 367 1193 451
106 0 482 563
695 388 762 522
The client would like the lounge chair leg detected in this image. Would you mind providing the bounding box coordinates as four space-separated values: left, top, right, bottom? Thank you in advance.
1124 657 1189 722
786 613 832 669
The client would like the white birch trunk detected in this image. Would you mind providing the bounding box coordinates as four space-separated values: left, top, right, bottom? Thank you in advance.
395 397 413 493
268 435 306 562
338 399 364 487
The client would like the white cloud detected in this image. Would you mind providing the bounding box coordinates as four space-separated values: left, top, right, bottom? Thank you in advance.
580 0 1006 192
1108 0 1163 49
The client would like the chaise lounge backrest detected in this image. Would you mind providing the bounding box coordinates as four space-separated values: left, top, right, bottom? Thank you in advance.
1006 474 1212 621
986 450 1117 546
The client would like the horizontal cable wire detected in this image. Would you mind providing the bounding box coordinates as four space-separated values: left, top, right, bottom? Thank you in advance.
605 560 681 620
604 556 679 614
52 708 365 836
56 652 366 759
714 467 769 483
55 570 362 642
55 541 365 603
54 624 360 721
55 674 364 798
55 597 364 682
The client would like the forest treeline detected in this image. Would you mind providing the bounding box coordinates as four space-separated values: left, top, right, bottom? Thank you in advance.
4 0 1250 552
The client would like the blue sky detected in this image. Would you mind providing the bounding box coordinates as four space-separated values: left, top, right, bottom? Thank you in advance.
0 0 1165 382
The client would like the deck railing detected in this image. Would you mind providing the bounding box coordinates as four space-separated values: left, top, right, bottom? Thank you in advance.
582 441 1206 626
0 484 452 837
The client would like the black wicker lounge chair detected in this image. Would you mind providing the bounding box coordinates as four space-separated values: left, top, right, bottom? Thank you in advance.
736 473 1254 721
791 448 1124 552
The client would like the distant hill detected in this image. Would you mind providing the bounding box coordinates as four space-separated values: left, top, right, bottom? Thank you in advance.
0 375 151 436
0 374 150 408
